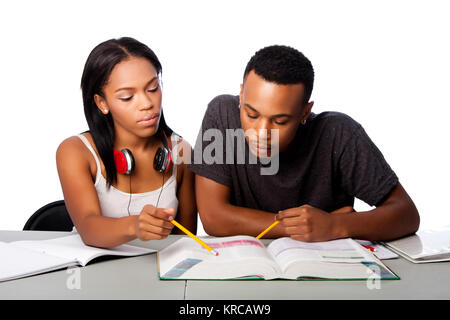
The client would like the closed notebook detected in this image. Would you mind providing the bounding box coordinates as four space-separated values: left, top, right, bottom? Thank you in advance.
158 235 399 280
0 234 156 282
384 226 450 263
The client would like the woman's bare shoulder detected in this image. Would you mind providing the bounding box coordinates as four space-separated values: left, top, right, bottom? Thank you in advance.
56 134 95 167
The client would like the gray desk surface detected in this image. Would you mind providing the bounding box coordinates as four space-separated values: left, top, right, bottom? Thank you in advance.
1 230 449 300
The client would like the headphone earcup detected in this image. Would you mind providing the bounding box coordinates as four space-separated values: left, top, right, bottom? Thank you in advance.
153 147 171 174
114 149 135 175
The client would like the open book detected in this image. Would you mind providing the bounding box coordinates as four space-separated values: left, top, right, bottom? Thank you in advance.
158 236 399 280
384 226 450 263
0 234 155 282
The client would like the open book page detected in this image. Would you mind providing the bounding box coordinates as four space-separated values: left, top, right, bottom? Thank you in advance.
355 240 399 260
267 237 397 280
159 236 281 280
0 241 76 282
11 234 156 266
267 238 367 268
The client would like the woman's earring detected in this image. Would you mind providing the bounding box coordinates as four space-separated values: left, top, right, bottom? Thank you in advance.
301 119 306 125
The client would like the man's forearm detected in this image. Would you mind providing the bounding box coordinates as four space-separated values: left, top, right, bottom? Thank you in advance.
202 204 359 239
201 203 285 238
335 199 420 241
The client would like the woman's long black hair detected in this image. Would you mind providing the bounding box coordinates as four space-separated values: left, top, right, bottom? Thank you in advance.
81 37 173 187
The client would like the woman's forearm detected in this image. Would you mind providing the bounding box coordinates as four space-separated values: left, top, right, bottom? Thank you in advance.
77 215 138 248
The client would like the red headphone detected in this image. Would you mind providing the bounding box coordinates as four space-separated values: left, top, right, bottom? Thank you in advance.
113 130 172 175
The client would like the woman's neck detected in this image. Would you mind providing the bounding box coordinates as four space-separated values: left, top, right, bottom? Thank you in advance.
114 130 161 153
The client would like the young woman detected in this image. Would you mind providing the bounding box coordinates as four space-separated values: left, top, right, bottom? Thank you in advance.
56 37 197 248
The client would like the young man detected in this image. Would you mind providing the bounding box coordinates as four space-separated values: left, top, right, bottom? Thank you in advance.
188 45 419 241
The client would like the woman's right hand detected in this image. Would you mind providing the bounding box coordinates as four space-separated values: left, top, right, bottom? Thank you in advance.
134 205 175 241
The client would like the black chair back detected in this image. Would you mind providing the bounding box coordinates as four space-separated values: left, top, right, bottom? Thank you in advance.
23 200 74 231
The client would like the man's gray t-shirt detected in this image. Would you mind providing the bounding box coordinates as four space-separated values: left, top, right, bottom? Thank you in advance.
188 94 398 213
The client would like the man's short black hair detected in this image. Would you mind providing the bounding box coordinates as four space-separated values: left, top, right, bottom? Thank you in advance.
243 45 314 104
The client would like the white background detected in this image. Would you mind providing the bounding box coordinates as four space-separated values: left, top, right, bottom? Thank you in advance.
1 0 449 235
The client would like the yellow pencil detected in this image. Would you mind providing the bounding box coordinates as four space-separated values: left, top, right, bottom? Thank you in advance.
256 220 280 239
170 219 219 256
